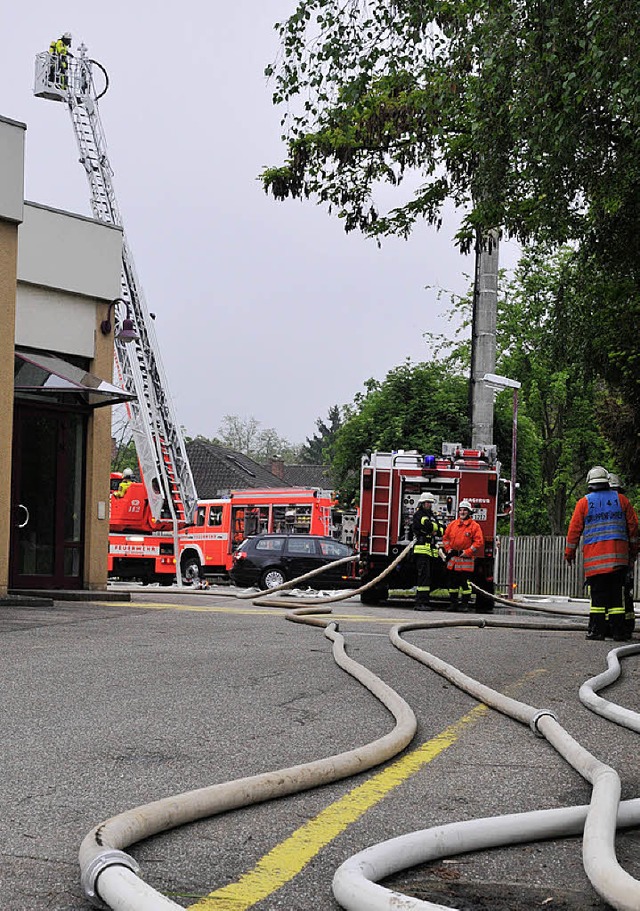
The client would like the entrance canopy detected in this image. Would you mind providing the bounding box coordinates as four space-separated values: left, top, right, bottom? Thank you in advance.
14 349 135 408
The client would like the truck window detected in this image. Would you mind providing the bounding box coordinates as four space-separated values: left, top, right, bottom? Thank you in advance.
208 506 223 526
195 506 206 527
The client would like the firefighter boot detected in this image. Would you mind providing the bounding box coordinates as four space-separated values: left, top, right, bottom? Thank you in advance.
624 611 636 640
415 588 432 611
461 595 471 612
448 591 459 612
610 612 629 642
585 614 606 641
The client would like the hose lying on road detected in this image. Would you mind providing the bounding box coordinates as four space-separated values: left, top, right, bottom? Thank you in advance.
331 620 640 911
78 618 417 908
579 643 640 733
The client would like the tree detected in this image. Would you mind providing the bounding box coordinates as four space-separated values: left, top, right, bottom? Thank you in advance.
300 405 343 463
330 360 470 505
428 246 616 532
204 415 303 463
263 0 640 253
262 0 640 470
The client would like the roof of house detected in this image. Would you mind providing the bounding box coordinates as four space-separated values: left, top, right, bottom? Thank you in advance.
187 439 292 498
280 463 335 491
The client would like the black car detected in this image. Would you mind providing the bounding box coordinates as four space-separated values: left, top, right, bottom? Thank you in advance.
229 534 356 590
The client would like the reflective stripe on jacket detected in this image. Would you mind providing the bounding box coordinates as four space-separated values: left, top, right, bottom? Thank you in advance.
565 490 639 577
443 518 484 572
412 508 443 558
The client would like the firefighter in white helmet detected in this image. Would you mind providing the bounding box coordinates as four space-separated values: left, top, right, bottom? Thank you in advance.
114 467 134 499
565 466 639 641
443 500 484 611
412 491 444 610
608 473 636 637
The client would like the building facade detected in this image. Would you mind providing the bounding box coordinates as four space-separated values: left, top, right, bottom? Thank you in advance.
0 113 126 595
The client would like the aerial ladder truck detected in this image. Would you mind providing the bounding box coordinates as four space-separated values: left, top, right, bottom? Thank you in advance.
34 39 198 585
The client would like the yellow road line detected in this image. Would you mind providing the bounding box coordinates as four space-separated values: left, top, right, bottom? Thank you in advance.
185 667 547 910
124 601 446 624
187 703 488 910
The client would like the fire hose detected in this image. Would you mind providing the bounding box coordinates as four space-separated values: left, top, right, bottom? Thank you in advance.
82 548 640 910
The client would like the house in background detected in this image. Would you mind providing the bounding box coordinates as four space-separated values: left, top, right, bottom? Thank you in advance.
0 113 129 597
266 458 335 492
186 439 292 499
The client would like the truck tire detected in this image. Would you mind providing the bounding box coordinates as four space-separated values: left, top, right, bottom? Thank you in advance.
182 555 201 585
475 578 495 613
360 584 388 606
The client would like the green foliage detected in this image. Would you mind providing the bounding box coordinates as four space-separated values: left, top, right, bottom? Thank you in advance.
330 360 470 504
299 405 343 463
263 0 640 254
111 437 137 474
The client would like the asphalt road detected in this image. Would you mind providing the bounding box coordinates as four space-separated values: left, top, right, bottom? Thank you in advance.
2 587 640 911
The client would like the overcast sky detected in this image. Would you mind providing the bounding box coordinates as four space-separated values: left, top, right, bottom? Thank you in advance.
3 2 521 446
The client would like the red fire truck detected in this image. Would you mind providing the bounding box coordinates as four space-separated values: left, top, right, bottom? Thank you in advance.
108 479 338 584
358 443 505 608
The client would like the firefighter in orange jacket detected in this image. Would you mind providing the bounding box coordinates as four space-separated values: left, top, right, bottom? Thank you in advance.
565 466 639 641
609 473 637 638
443 500 484 610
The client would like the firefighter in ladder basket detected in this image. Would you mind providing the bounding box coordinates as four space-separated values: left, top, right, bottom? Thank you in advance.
443 500 484 611
49 32 72 89
412 492 444 610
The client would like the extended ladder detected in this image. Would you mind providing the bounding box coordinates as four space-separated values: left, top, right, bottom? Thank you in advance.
34 44 198 538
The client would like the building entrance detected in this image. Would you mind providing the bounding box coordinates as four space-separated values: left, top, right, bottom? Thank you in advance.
9 405 86 590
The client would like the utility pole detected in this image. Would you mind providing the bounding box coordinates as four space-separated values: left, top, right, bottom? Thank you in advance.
470 230 499 449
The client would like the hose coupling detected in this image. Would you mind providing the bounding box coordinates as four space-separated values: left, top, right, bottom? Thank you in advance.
530 709 558 737
81 849 141 907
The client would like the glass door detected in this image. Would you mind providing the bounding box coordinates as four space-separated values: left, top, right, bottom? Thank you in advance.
10 406 86 589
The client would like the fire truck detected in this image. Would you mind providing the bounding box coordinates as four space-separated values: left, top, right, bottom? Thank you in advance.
108 480 338 584
358 443 505 608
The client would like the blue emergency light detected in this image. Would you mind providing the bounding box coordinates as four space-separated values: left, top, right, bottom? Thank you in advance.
423 455 437 469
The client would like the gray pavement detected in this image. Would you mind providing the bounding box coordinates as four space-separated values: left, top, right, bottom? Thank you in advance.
1 587 639 910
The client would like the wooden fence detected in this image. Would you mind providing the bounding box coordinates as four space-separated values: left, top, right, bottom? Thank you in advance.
494 536 640 600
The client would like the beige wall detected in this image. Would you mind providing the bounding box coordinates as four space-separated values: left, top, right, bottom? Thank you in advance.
84 316 116 590
2 112 123 593
0 222 19 597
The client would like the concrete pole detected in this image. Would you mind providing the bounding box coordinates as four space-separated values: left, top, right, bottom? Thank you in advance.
470 230 499 449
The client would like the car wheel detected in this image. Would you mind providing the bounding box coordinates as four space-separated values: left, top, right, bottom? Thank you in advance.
260 567 286 589
182 555 201 585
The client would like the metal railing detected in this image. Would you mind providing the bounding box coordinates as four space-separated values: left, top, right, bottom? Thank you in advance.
494 535 640 600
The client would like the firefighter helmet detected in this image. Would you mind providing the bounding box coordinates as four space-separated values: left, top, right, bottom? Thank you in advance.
123 468 133 479
418 492 436 505
62 32 72 41
608 473 624 491
458 500 473 512
586 466 609 488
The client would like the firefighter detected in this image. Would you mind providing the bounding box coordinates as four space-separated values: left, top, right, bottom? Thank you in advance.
49 33 72 89
412 492 444 610
608 473 638 638
113 468 134 498
565 466 639 641
443 500 484 611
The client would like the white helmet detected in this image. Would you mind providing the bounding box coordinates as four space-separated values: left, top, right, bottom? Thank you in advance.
458 500 473 512
608 473 624 491
418 492 436 505
586 466 609 488
63 32 72 40
123 468 133 479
